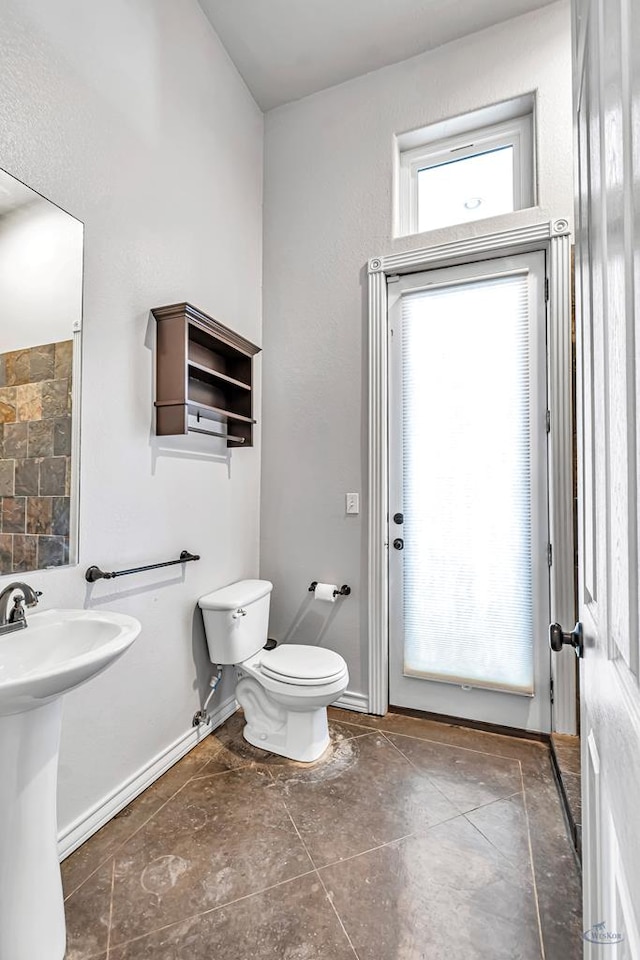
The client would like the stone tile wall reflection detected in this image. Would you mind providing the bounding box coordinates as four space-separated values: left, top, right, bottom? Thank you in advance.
0 341 72 573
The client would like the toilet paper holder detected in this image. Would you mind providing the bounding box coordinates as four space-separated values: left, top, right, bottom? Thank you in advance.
308 581 351 598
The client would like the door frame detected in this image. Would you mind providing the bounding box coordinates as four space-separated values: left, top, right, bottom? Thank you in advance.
367 218 577 733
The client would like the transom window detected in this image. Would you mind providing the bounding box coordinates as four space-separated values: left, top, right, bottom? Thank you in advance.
395 95 536 236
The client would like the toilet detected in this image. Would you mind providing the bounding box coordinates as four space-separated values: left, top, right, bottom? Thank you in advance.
198 579 349 762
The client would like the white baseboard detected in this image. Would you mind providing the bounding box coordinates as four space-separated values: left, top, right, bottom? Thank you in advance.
335 689 370 713
58 695 238 861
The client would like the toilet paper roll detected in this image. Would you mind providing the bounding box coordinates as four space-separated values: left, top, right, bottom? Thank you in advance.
314 582 337 603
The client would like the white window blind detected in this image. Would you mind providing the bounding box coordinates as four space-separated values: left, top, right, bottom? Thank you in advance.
401 272 534 695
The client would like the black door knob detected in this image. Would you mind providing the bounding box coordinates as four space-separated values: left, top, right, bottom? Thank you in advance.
393 538 404 550
549 621 583 658
393 513 404 525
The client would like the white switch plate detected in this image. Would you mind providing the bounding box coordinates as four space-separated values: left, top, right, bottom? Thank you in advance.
346 492 360 515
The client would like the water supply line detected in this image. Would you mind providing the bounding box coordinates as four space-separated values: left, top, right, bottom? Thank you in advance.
192 666 223 727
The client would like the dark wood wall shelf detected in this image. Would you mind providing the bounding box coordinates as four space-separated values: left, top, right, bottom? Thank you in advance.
152 302 261 447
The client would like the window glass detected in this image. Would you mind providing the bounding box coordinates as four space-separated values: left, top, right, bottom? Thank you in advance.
417 146 515 233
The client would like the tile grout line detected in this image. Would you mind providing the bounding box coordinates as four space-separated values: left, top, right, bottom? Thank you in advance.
462 789 524 815
104 867 321 954
381 726 533 763
314 865 362 960
332 726 374 743
462 814 518 869
462 796 534 877
318 830 417 872
105 859 116 960
281 801 362 960
64 758 254 902
332 713 545 762
379 731 469 815
518 759 547 960
315 807 496 872
189 758 257 783
381 731 529 818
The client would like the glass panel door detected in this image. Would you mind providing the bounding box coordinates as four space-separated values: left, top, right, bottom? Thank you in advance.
388 253 551 732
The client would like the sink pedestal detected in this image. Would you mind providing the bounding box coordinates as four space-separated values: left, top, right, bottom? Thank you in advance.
0 607 142 959
0 700 65 960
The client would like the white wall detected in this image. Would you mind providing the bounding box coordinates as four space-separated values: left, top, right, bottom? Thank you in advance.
261 2 573 701
0 199 83 352
0 0 263 834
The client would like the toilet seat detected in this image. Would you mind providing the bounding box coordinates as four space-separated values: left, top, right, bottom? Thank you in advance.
259 644 347 686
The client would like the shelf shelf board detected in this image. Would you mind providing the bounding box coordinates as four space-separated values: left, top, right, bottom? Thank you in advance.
187 361 251 392
186 400 255 425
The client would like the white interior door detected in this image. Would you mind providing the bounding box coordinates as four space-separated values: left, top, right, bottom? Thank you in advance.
574 0 640 952
388 253 551 733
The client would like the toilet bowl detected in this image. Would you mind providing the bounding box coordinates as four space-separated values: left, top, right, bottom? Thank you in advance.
198 580 349 762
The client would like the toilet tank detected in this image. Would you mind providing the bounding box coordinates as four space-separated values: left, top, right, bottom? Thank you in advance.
198 579 273 665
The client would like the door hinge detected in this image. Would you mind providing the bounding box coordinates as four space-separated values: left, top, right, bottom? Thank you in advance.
546 409 551 433
547 543 553 566
550 676 554 705
545 277 550 301
387 275 400 284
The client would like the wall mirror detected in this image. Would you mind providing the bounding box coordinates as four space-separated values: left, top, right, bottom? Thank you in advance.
0 166 83 574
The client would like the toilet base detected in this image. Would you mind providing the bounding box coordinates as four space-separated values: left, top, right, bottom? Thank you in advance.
236 676 331 763
242 715 330 763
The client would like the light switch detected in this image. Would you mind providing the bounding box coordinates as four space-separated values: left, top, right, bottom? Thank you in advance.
346 492 360 515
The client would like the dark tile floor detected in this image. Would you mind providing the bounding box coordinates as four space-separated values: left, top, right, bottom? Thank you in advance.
551 732 582 859
62 708 583 960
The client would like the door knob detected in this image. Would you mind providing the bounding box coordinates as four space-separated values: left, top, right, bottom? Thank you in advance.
549 621 583 658
393 513 404 525
393 538 404 550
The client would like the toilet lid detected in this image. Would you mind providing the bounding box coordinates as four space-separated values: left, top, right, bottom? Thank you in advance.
260 645 347 686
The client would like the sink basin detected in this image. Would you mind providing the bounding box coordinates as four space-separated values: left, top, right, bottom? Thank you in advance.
0 606 141 960
0 608 141 716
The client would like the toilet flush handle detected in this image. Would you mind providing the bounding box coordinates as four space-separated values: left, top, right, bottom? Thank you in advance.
232 608 247 620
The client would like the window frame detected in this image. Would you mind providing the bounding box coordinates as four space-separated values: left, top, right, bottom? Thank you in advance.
397 112 535 236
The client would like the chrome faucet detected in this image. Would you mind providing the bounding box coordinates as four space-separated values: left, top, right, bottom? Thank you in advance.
0 582 42 635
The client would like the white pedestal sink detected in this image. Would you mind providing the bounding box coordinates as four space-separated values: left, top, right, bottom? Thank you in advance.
0 608 141 960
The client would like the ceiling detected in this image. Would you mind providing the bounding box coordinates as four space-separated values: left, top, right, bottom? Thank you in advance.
198 0 557 111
